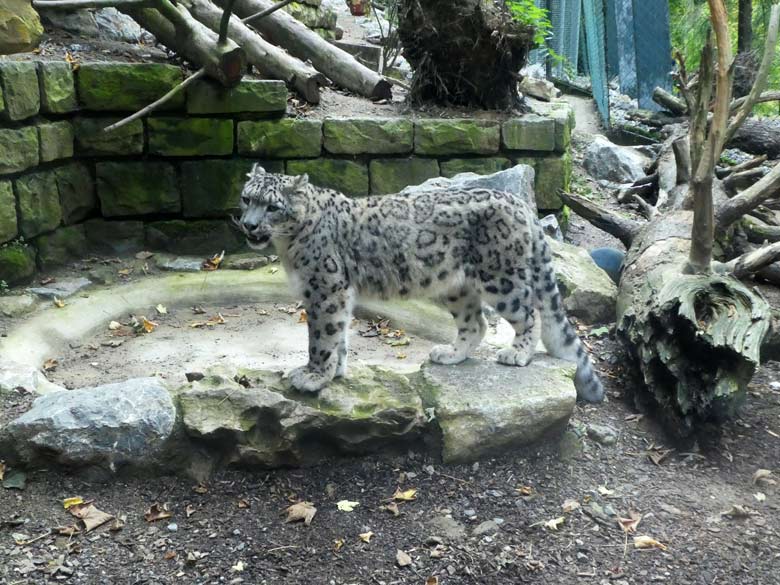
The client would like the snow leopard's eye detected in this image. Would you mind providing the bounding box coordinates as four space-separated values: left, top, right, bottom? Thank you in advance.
241 195 251 206
267 203 281 213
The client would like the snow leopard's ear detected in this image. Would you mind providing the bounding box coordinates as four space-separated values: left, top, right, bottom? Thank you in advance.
290 173 309 190
247 163 266 180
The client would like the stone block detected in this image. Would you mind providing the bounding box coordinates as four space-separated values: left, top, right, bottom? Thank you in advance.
74 116 144 156
0 126 39 174
549 103 574 152
331 41 382 72
0 243 36 286
83 218 145 255
0 61 40 121
38 61 78 113
15 170 62 238
35 225 88 269
237 119 322 158
145 219 245 254
534 153 571 210
0 180 17 244
370 158 439 195
323 118 412 155
414 120 499 155
439 157 511 178
38 120 74 163
96 162 180 217
187 79 287 114
181 159 285 218
0 0 43 55
148 117 233 156
77 63 184 111
55 162 95 225
502 115 556 151
287 159 368 197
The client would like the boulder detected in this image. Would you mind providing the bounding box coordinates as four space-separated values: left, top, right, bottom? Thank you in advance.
0 244 36 286
400 164 537 212
0 361 63 395
519 76 561 101
3 378 176 469
0 1 43 55
583 135 650 184
178 366 425 467
41 7 144 42
27 276 91 298
549 239 618 324
419 357 576 463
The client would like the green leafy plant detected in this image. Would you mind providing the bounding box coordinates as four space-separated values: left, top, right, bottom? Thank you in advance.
506 0 552 46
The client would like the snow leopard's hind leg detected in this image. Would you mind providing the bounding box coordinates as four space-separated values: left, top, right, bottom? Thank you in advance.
429 287 486 365
484 281 539 367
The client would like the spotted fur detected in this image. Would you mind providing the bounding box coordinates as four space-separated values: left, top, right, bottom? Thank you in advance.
238 164 604 402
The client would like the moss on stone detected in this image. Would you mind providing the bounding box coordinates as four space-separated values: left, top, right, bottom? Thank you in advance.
0 180 18 244
148 117 233 156
77 63 184 111
38 61 77 114
0 126 39 174
369 158 439 194
0 243 36 286
237 119 322 158
323 118 413 155
0 0 43 55
439 157 511 178
38 120 74 163
0 61 40 121
15 170 62 238
414 120 500 155
187 79 287 114
287 159 369 197
35 225 88 269
74 117 144 156
534 153 571 210
96 162 180 217
55 162 95 225
502 115 556 152
283 2 337 27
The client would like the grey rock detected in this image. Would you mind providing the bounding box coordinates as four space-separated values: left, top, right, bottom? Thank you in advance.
519 76 561 101
401 164 537 213
540 214 563 241
472 520 500 536
428 516 466 541
583 135 649 183
155 255 203 272
0 294 37 317
222 253 270 271
420 357 576 463
549 239 618 324
41 8 145 42
0 361 65 395
587 423 618 445
4 377 175 469
27 277 91 299
179 366 425 467
558 429 584 461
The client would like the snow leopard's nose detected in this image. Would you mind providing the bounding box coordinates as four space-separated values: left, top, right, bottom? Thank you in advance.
241 218 259 233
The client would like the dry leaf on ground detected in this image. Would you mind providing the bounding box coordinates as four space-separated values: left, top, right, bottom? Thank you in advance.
193 484 208 494
185 504 196 518
0 461 5 481
752 469 776 486
283 501 316 525
597 485 614 496
358 531 374 543
298 310 308 323
392 487 417 501
43 358 58 372
337 500 360 512
53 297 65 308
231 561 245 572
618 510 642 534
634 535 668 551
62 497 84 510
396 549 412 567
238 499 250 509
562 499 580 513
56 525 81 537
144 503 173 523
164 550 177 560
68 503 114 532
426 577 439 585
754 492 766 502
156 304 168 315
383 502 400 516
334 538 345 552
515 486 534 496
202 251 225 271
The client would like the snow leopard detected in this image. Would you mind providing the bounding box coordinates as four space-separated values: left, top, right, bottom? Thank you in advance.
238 164 604 403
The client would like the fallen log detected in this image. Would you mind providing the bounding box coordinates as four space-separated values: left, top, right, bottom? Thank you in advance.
652 87 688 115
729 117 780 158
182 0 325 103
222 0 392 99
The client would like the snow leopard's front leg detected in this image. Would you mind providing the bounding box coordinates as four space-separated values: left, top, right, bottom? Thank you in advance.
287 283 352 393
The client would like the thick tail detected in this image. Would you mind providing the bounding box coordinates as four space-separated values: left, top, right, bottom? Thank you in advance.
533 233 604 403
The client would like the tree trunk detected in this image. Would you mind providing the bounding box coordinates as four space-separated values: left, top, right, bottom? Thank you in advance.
220 0 392 100
730 118 780 158
738 0 753 53
396 0 535 108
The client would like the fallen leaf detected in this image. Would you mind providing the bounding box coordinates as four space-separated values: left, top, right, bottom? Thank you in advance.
358 531 374 543
141 316 158 333
164 550 177 561
515 486 534 496
109 516 125 531
193 484 208 494
588 326 610 338
754 492 766 502
334 538 345 552
283 501 316 525
238 499 250 509
202 251 225 271
618 510 642 534
269 267 279 274
426 577 439 585
337 500 360 512
63 497 84 510
298 310 308 323
429 544 446 558
0 462 5 481
634 535 668 551
68 503 114 532
53 297 65 308
562 499 580 513
648 448 674 466
185 504 196 518
43 358 58 372
396 352 407 359
108 321 121 330
117 268 132 277
543 516 565 531
231 560 245 572
396 549 412 567
144 503 173 523
383 502 400 516
752 469 776 486
597 486 614 496
392 487 417 502
156 304 168 315
388 337 410 347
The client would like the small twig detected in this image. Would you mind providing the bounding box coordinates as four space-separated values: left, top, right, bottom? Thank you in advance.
383 76 410 91
241 0 295 25
103 69 206 133
266 545 299 553
715 241 780 277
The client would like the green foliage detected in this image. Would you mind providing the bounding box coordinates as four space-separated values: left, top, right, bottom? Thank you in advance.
506 0 552 46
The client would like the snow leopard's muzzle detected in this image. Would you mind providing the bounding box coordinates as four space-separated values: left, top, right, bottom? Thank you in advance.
236 211 271 248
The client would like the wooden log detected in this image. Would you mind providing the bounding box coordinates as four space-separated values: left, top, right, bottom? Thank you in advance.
742 215 780 244
729 118 780 158
123 4 246 86
221 0 392 99
716 161 780 231
559 192 640 248
182 0 325 103
652 86 688 115
715 154 767 178
723 167 768 195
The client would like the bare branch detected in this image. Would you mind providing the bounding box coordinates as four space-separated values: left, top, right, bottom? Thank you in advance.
742 215 780 243
218 0 237 44
559 192 640 248
731 91 780 113
716 161 780 231
726 3 780 143
240 0 294 25
724 167 768 194
653 86 688 115
716 242 780 278
716 154 768 178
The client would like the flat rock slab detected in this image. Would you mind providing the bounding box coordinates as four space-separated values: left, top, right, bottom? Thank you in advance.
28 277 92 299
2 378 176 469
420 357 576 463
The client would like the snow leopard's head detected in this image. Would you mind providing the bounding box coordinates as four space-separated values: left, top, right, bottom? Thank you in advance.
238 164 310 250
